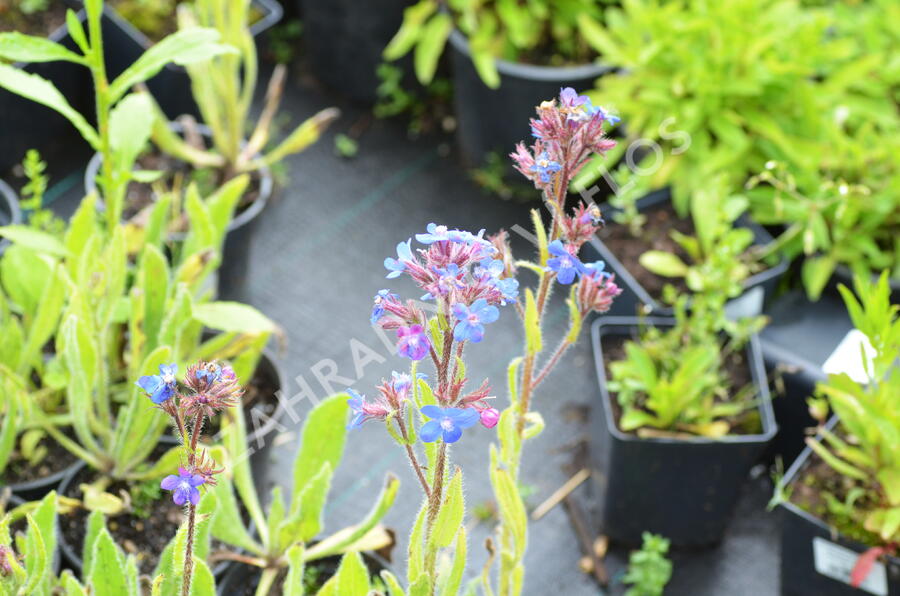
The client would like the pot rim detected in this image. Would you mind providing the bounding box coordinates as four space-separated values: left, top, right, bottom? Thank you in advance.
2 453 80 497
591 186 790 316
0 177 24 253
84 121 272 242
102 0 283 74
779 416 900 565
832 263 900 294
447 28 614 82
591 315 778 444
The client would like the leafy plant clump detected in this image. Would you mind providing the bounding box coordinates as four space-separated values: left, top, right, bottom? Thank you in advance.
623 532 673 596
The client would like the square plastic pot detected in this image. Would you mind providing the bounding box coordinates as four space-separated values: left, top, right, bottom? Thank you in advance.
759 290 853 465
780 427 900 595
590 316 777 547
580 187 789 318
100 0 283 120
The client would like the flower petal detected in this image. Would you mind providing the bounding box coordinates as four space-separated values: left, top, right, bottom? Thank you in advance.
136 375 161 394
189 487 202 505
420 420 443 443
476 304 499 323
420 405 444 419
442 425 463 444
160 475 180 490
172 487 188 506
448 408 480 429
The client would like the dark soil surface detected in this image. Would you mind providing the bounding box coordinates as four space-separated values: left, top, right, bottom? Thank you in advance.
789 445 881 547
223 554 380 595
205 361 280 439
0 3 67 35
601 333 761 437
598 202 693 300
0 432 79 487
122 148 262 234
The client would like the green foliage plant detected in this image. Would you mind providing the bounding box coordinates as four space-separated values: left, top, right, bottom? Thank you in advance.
623 532 673 596
384 0 611 88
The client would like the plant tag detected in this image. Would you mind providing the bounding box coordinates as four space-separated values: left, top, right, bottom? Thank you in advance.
821 329 876 384
813 537 887 595
724 286 764 321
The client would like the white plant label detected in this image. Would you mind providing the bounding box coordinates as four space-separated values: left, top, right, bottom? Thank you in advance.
724 286 764 321
812 537 888 596
822 329 876 384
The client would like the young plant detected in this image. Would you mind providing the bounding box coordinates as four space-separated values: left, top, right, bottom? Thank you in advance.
606 163 650 237
800 272 900 586
150 0 337 186
639 179 763 300
384 0 610 88
0 0 234 231
17 150 64 237
136 360 241 595
623 532 673 596
574 0 843 213
0 491 59 595
608 295 765 438
205 393 398 596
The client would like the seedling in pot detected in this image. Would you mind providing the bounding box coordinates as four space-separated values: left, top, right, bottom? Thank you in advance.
623 532 673 596
385 0 611 88
148 0 337 194
790 272 900 588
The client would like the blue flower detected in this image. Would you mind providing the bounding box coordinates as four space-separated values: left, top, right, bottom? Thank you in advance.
496 277 520 304
397 325 430 360
583 260 610 280
347 389 367 429
384 239 413 278
195 363 222 384
452 298 500 343
559 87 589 109
587 100 620 125
546 239 587 284
475 258 504 280
419 406 480 444
160 467 204 506
371 289 399 324
530 152 562 183
416 223 461 245
136 363 178 404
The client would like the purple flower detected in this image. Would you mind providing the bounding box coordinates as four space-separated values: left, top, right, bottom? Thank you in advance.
397 325 430 360
587 100 620 126
559 87 589 109
474 258 504 280
384 240 413 278
496 277 520 304
371 289 399 324
195 363 222 384
530 152 562 183
136 363 178 404
452 299 499 343
160 467 205 506
546 240 587 284
419 406 480 443
347 389 368 429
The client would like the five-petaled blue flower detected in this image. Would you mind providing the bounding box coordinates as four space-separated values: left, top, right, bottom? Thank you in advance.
587 100 620 125
384 239 413 278
136 363 178 404
559 87 589 109
584 260 610 280
452 299 499 343
496 277 520 304
547 239 588 284
160 467 205 506
530 152 562 183
475 258 504 280
195 364 222 384
419 406 480 444
371 289 399 324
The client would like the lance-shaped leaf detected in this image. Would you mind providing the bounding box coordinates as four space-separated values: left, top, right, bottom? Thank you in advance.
383 0 436 60
88 529 130 596
283 544 305 596
0 65 98 148
109 92 155 177
258 108 339 168
439 526 467 596
0 31 86 64
292 394 349 502
429 469 464 549
524 289 542 355
413 13 452 85
334 551 371 596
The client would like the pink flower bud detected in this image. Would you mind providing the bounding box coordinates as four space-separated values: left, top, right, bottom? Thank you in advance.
480 407 500 429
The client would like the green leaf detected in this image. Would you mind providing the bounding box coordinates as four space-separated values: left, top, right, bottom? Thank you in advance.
334 551 371 596
470 47 500 89
407 502 428 582
0 64 98 148
430 470 464 548
0 32 86 64
108 27 234 103
530 209 548 265
292 394 349 501
109 92 155 174
0 225 67 256
577 13 616 56
282 463 332 546
878 469 900 507
489 445 527 558
381 570 407 596
802 256 836 301
565 285 582 344
439 526 467 596
205 174 249 245
284 544 305 596
210 474 263 554
192 302 276 334
66 9 89 54
639 251 688 277
524 289 542 355
383 0 436 60
260 108 338 167
21 515 47 595
414 13 452 84
82 510 105 576
189 558 215 596
88 530 129 596
138 244 169 352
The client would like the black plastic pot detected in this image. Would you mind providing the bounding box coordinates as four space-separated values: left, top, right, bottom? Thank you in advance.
448 29 613 168
83 122 273 301
216 550 390 595
299 0 411 104
234 348 288 473
0 8 94 173
2 458 80 503
581 187 789 318
590 316 777 547
0 178 23 255
759 290 853 466
780 429 900 595
100 0 283 120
